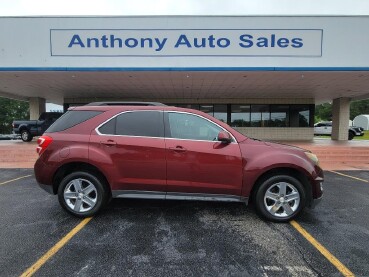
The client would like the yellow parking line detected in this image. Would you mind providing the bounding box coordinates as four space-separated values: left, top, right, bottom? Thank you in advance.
290 220 354 277
0 175 32 186
20 217 93 277
329 171 368 183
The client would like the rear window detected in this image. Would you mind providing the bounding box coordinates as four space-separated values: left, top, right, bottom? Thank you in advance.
46 110 102 133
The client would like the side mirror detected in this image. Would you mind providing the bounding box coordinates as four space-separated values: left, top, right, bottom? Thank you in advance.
217 131 232 144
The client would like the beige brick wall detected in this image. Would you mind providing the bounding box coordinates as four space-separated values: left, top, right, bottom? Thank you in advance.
234 127 314 141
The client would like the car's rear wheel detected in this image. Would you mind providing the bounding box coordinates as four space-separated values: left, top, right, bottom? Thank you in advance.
58 171 108 217
254 175 306 222
21 129 33 142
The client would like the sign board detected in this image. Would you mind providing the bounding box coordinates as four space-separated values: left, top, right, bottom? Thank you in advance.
0 16 369 68
50 29 322 57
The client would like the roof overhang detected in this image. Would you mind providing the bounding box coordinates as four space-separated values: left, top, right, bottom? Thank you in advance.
1 16 369 104
0 69 368 104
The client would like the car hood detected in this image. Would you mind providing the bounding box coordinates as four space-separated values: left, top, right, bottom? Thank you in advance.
240 138 308 153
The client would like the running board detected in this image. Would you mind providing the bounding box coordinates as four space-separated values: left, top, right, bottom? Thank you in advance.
112 190 248 204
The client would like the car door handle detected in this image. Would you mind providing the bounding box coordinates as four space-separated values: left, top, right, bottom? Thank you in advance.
100 140 117 146
169 146 187 152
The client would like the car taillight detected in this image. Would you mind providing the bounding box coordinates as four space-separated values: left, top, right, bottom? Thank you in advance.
36 136 53 156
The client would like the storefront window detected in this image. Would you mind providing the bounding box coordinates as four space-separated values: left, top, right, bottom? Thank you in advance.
175 104 200 110
199 104 214 116
231 105 250 127
270 105 289 127
251 105 270 127
213 105 227 123
171 103 313 128
290 105 310 127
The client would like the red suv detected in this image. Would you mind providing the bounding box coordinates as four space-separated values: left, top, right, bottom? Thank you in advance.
34 103 323 222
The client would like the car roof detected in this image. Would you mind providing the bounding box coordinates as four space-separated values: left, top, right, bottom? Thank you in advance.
85 101 166 106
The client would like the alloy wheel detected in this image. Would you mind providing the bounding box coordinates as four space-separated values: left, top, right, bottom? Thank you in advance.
263 182 300 218
63 178 97 213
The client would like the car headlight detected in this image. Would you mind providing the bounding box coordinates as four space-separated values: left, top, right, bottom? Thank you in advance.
305 152 319 166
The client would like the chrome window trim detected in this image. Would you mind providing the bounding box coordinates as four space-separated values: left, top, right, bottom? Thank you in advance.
96 133 165 140
95 109 238 144
112 190 248 204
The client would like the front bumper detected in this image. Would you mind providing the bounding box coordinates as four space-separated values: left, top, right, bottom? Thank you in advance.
309 196 322 209
308 169 324 209
38 182 54 194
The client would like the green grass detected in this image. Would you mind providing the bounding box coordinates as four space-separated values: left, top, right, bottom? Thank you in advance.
354 130 369 140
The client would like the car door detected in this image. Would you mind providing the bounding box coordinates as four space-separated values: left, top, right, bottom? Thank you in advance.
164 111 243 197
92 110 167 196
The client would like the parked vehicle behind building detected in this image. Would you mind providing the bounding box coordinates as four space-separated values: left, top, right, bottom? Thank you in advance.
12 112 63 142
314 121 364 140
34 104 323 222
353 114 369 131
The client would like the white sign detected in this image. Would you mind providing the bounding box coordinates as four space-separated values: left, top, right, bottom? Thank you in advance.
50 29 322 57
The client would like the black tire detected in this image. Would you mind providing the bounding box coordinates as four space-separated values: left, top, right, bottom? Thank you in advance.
348 131 354 140
58 171 109 218
20 129 33 142
254 175 306 222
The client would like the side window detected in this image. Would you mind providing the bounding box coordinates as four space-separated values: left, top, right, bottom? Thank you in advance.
111 111 164 137
167 112 222 141
98 118 116 135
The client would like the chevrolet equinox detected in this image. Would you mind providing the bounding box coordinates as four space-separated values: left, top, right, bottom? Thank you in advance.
34 104 323 222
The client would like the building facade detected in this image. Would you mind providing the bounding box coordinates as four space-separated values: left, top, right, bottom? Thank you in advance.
1 16 369 140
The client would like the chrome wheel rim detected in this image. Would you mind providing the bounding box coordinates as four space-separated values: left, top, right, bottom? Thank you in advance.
64 178 97 213
264 182 300 218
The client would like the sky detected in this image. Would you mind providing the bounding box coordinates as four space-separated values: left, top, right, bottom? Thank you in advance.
1 0 369 16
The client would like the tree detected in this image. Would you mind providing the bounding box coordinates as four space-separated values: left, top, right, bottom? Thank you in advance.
315 99 369 123
350 99 369 119
0 98 29 134
315 102 332 122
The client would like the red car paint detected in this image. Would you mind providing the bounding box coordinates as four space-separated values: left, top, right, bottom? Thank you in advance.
34 105 323 215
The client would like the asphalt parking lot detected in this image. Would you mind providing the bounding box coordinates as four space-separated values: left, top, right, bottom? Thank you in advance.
0 169 368 277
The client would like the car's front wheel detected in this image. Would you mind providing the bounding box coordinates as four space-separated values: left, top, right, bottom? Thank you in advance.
58 171 108 217
254 175 306 222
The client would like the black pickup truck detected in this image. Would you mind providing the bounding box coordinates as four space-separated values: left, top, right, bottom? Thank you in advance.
12 112 63 142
